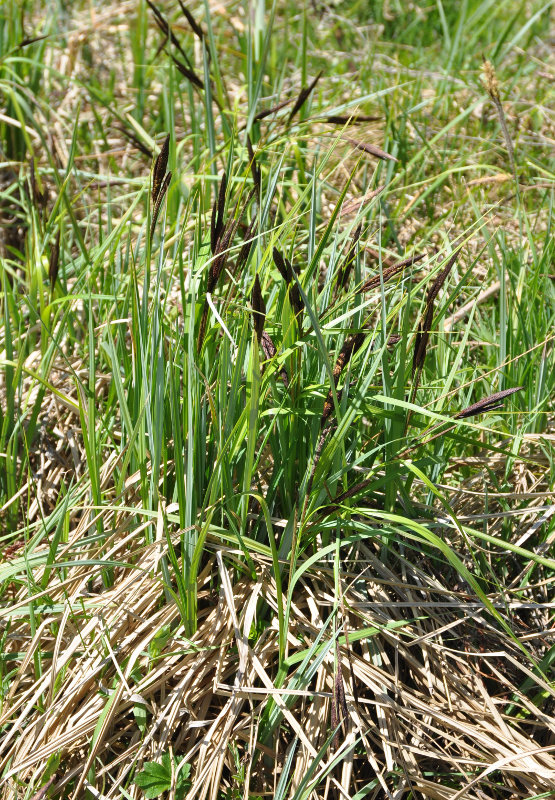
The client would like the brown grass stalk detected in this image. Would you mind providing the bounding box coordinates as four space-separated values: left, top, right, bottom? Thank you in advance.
321 332 365 427
146 0 193 70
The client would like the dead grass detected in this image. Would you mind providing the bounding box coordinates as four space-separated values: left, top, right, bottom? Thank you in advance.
1 491 554 798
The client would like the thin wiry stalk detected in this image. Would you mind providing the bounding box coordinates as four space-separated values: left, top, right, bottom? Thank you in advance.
253 97 294 122
114 123 153 158
145 0 193 68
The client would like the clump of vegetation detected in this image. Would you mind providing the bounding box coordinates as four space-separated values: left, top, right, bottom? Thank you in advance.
0 1 554 798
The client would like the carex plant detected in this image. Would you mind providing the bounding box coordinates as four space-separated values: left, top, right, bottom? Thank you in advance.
110 1 530 644
0 0 532 644
1 1 554 797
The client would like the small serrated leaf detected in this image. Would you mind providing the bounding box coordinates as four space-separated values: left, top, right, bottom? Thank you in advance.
134 761 171 799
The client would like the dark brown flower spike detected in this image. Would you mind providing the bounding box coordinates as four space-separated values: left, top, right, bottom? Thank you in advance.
246 135 261 194
272 246 292 283
288 71 323 124
331 663 349 749
152 134 170 204
18 34 48 48
260 331 289 387
360 252 426 293
210 172 227 254
272 247 304 321
427 248 460 307
337 224 362 291
199 190 255 352
306 423 336 498
253 97 294 122
49 230 61 291
323 114 380 125
235 216 258 277
345 137 398 162
178 0 204 41
251 275 266 343
321 330 366 427
150 171 171 240
29 159 47 210
210 186 256 290
208 219 239 293
146 0 190 65
115 124 153 158
455 387 523 419
319 473 374 516
412 249 460 379
171 56 204 90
